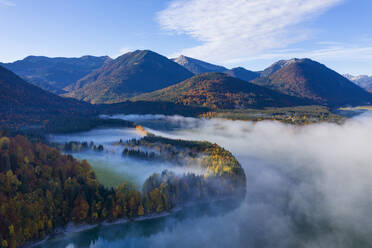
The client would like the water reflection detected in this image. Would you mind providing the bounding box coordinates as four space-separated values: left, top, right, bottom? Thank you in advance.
36 200 241 248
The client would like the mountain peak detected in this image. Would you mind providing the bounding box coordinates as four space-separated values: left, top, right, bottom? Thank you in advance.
231 66 246 70
172 55 227 74
22 55 49 63
65 50 194 103
117 49 152 58
173 55 189 65
114 50 171 65
253 58 372 106
261 58 312 77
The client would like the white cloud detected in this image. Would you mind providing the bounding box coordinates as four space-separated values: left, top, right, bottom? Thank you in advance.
245 45 372 62
157 0 343 63
0 0 15 6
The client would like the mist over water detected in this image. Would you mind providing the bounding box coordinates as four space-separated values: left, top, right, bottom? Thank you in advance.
48 127 206 188
147 112 372 247
48 128 142 145
102 114 203 131
41 112 372 248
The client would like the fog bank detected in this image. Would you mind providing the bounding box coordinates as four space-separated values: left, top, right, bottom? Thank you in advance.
48 127 207 188
113 112 372 247
42 112 372 248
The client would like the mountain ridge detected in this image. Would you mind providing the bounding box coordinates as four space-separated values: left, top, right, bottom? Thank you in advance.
172 55 261 82
172 55 227 74
0 55 110 93
224 67 260 82
133 72 312 109
65 50 194 103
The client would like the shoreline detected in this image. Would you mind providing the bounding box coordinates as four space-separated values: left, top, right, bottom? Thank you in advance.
26 205 184 248
26 195 241 247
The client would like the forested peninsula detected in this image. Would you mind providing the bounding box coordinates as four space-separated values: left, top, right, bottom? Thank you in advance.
0 131 246 248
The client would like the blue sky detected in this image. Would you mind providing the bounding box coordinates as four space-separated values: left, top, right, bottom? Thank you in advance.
0 0 371 75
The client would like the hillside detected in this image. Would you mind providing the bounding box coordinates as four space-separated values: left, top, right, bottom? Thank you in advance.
251 59 372 106
0 65 94 124
172 55 227 74
344 74 372 93
65 50 194 103
133 72 311 109
0 55 110 94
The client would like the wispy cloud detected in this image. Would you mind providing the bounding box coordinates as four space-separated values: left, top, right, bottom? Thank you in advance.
157 0 343 63
236 44 372 62
218 42 372 75
0 0 15 6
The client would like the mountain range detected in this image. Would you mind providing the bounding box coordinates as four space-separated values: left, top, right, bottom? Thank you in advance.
147 55 372 107
64 50 194 103
172 56 372 105
0 55 110 94
1 50 371 112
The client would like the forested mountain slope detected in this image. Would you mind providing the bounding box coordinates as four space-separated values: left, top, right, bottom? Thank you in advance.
134 72 311 109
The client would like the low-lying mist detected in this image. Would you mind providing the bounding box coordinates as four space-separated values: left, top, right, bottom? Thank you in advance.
42 112 372 248
48 128 142 145
105 112 372 248
48 127 207 188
